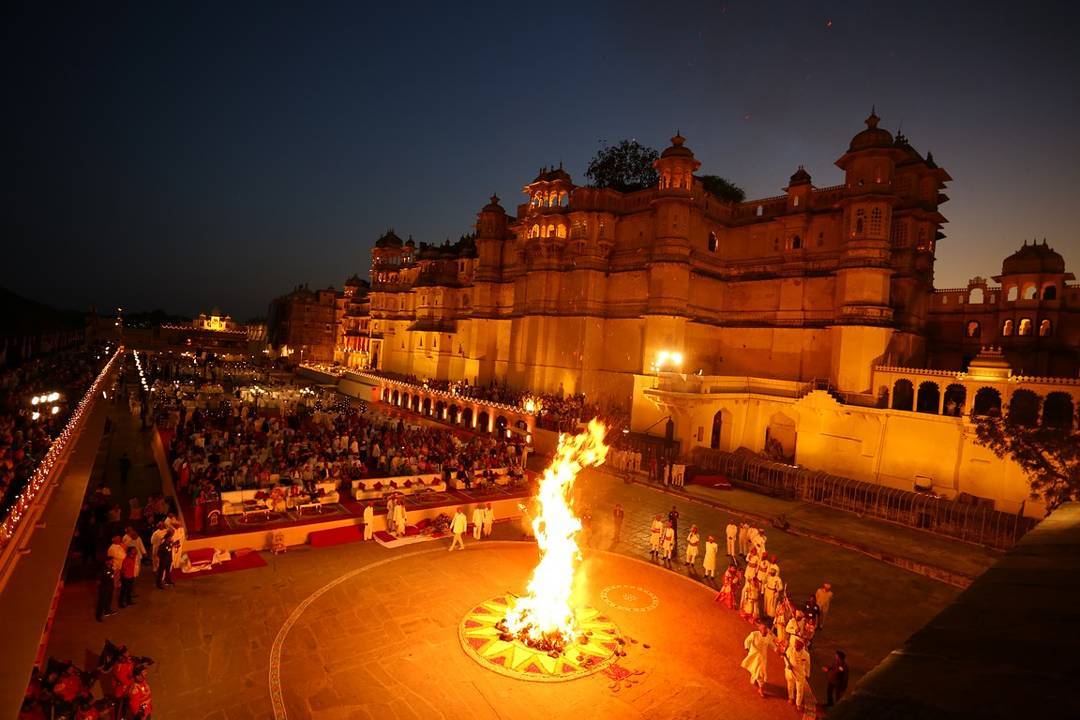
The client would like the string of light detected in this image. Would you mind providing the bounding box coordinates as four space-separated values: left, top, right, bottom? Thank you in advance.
0 346 123 549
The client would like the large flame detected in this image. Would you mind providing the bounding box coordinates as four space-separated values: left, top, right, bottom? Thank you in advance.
503 419 608 645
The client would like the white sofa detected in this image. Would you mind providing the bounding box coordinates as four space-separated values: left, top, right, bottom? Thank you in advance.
351 473 446 501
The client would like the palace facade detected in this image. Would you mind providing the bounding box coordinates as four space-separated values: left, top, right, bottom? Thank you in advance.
369 111 954 402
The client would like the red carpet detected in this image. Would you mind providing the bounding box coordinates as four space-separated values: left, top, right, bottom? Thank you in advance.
692 474 733 489
176 549 267 579
309 525 366 547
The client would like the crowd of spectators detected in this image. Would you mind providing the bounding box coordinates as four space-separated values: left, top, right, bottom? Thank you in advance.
0 343 112 517
21 641 153 719
158 376 528 504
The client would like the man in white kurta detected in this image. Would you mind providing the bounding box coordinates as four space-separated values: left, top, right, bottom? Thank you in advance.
649 515 663 559
149 523 167 572
786 638 811 707
107 536 127 572
815 582 834 629
122 528 147 577
684 526 700 570
393 501 407 537
725 522 738 559
471 506 484 540
660 522 675 568
702 535 719 579
449 508 467 551
385 496 397 535
362 504 374 541
482 503 494 537
737 523 749 556
741 623 773 696
764 567 783 618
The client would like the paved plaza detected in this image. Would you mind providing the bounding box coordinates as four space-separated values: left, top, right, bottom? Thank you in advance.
40 411 974 719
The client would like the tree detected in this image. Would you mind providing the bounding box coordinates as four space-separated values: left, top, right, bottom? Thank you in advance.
585 140 659 193
699 174 746 204
973 415 1080 513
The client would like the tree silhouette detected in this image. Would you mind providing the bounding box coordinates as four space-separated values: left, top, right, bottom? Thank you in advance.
699 174 746 203
585 140 659 192
973 415 1080 513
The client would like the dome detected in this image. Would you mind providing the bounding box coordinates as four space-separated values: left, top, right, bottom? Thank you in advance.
788 165 812 187
660 133 694 159
1001 240 1066 275
374 229 403 248
848 109 894 152
481 194 504 213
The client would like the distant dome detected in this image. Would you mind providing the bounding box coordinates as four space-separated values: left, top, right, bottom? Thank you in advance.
1001 240 1066 275
482 194 504 213
788 165 812 186
374 229 403 248
660 133 694 159
848 109 894 152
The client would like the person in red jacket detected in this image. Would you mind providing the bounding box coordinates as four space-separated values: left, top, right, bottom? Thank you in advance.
126 667 152 719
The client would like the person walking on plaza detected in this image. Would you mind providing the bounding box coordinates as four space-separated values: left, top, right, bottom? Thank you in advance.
702 535 718 581
717 563 739 608
667 506 680 557
740 622 772 697
149 522 167 573
119 547 138 608
362 503 374 540
684 525 700 574
649 515 663 560
815 582 834 629
155 531 175 588
612 503 624 543
449 507 467 551
738 522 750 556
471 505 484 540
823 649 849 707
482 502 495 537
660 521 675 568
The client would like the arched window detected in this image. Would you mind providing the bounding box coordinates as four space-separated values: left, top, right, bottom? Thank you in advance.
853 208 865 235
547 224 556 238
943 384 966 417
1039 319 1052 337
792 235 802 249
916 382 940 414
869 207 883 237
1022 285 1037 300
1043 393 1075 429
555 224 567 238
1007 286 1018 301
891 379 914 411
1043 285 1057 300
756 205 764 217
1002 319 1014 336
968 287 984 304
793 195 800 207
710 410 723 449
1008 390 1040 427
966 321 981 338
1018 318 1033 336
462 294 470 307
972 387 1002 417
530 224 540 238
708 231 718 252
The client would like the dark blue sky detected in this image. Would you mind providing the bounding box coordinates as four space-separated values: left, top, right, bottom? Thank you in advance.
4 1 1079 320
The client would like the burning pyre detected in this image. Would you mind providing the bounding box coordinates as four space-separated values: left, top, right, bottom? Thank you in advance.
501 419 608 654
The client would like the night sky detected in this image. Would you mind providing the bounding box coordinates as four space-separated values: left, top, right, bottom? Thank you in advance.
4 1 1079 321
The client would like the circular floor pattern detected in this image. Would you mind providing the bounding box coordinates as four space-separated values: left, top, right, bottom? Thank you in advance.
458 595 622 681
600 584 660 613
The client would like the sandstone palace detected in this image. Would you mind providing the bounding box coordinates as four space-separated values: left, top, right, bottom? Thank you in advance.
275 112 1078 517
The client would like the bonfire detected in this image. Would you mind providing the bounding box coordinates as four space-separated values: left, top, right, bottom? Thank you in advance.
501 419 608 653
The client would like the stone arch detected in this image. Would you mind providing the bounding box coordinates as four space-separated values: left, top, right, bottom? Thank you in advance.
422 397 432 416
392 389 400 406
462 407 474 428
1006 286 1018 302
1042 392 1074 430
1018 318 1033 336
943 384 966 417
1039 319 1052 337
1043 284 1057 300
968 287 984 304
891 379 915 411
1007 389 1040 427
764 412 797 464
1022 284 1037 300
477 411 490 433
966 320 981 338
1002 319 1014 336
435 400 446 419
412 394 421 412
495 415 508 435
449 404 460 424
382 387 390 402
972 387 1002 417
916 381 940 414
